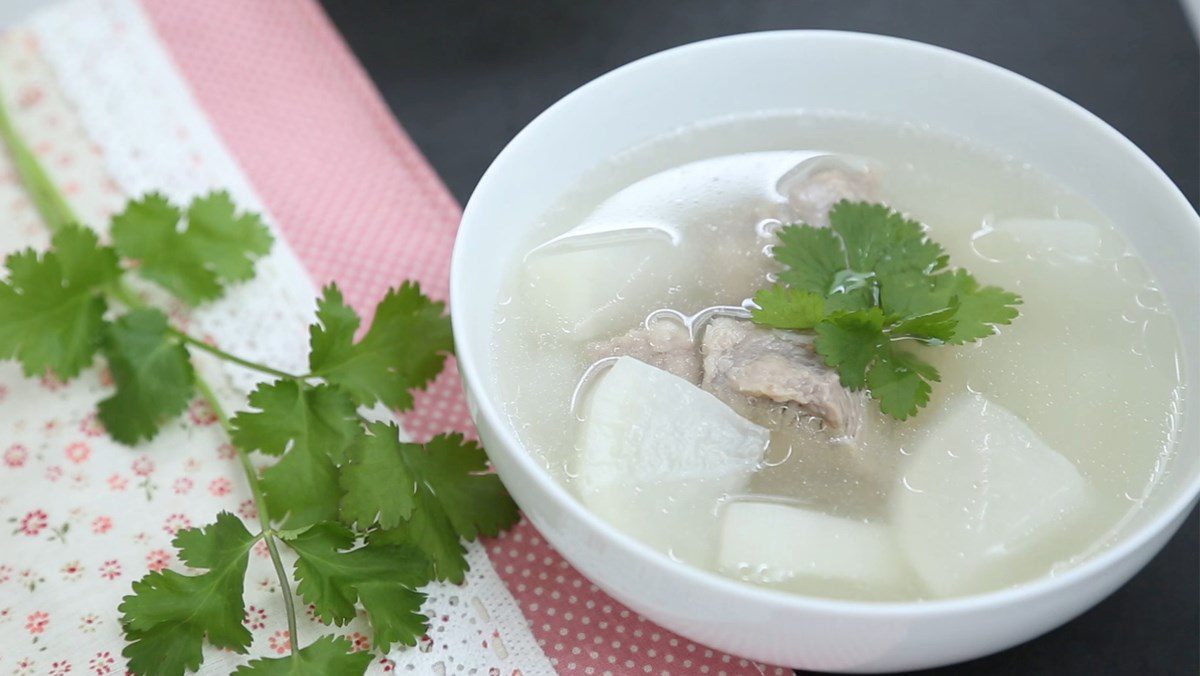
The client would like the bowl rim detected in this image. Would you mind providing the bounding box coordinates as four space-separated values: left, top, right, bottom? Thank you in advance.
450 28 1200 618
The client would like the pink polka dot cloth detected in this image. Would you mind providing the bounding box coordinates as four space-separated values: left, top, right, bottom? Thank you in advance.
139 1 791 674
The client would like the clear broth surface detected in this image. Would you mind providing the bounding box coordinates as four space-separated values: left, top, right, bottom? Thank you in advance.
491 113 1185 601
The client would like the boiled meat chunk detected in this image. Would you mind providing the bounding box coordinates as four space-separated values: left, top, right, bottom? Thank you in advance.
575 356 770 562
718 501 907 591
588 317 701 384
777 156 878 228
893 393 1090 597
701 317 863 439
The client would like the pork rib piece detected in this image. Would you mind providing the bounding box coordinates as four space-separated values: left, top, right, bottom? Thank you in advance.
778 158 878 228
588 317 701 384
700 317 863 439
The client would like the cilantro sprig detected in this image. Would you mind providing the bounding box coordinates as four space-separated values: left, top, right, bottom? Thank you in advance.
752 201 1021 419
0 90 517 674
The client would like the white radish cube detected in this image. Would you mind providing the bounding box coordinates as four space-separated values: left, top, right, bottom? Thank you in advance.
522 226 674 341
587 477 738 567
718 501 906 589
522 152 821 342
576 356 769 494
575 357 770 563
893 393 1089 597
977 217 1120 265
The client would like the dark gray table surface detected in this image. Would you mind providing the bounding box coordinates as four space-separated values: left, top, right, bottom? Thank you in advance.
318 1 1199 673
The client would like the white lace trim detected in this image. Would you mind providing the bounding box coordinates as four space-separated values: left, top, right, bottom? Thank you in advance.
28 0 551 672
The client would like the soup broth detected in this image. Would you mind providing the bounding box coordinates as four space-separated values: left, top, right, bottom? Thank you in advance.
491 113 1184 601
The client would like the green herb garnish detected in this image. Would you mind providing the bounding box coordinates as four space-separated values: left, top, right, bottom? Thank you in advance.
751 201 1021 420
0 90 517 674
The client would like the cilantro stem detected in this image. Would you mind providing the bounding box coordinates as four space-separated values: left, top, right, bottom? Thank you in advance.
170 328 303 381
0 79 304 659
193 376 300 655
2 82 300 385
109 267 303 381
0 87 77 231
109 279 147 310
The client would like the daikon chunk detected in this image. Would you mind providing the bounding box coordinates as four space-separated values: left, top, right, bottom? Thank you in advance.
893 393 1089 597
974 217 1121 265
587 477 738 567
575 356 769 495
575 357 769 564
523 226 674 341
718 501 905 589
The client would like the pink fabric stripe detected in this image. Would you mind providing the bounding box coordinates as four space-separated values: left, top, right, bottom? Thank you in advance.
138 0 468 444
138 2 787 673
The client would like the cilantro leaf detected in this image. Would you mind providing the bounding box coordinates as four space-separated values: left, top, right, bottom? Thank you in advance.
829 201 946 277
339 423 416 529
98 309 196 444
233 635 372 675
111 192 271 305
762 201 1021 419
877 268 942 319
183 191 273 283
284 522 430 651
773 224 845 295
231 380 362 528
121 625 204 676
355 578 432 653
937 271 1022 343
120 512 257 676
408 433 521 542
881 269 1020 344
813 309 886 389
368 491 467 584
360 432 520 583
824 269 877 312
0 224 119 379
231 380 361 460
813 310 941 419
750 286 825 330
867 345 940 420
772 202 951 317
889 299 959 342
111 194 217 304
306 283 360 364
172 513 259 570
309 283 453 411
262 440 341 530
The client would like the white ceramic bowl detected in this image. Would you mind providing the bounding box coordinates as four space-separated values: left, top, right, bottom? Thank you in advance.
450 31 1199 672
